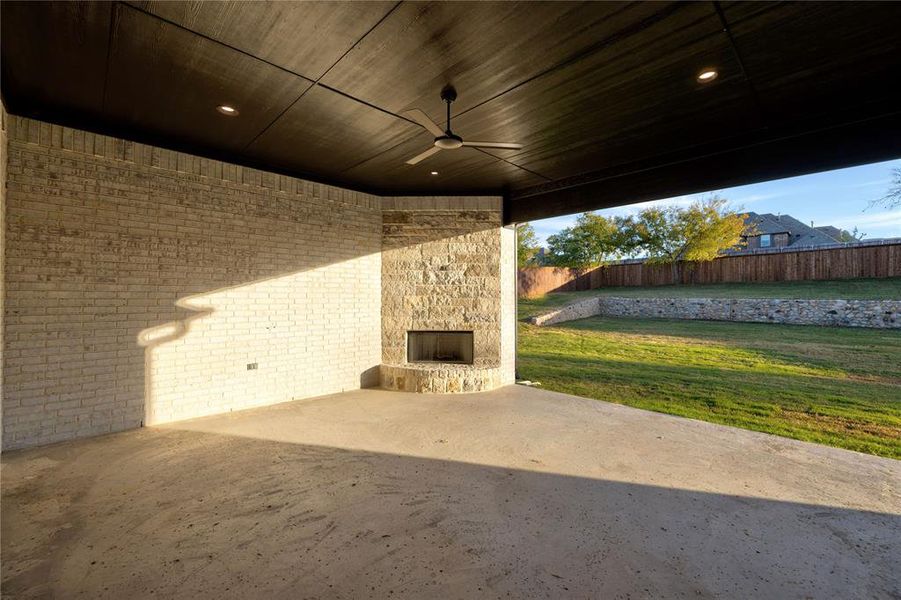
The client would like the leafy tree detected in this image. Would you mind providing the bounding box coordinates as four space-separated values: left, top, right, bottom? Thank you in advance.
627 197 746 281
870 167 901 210
516 223 541 267
838 227 865 242
544 226 591 268
544 212 633 268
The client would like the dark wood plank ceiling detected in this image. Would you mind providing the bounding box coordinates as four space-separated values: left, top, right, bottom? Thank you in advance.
3 1 900 223
106 5 313 153
133 0 397 81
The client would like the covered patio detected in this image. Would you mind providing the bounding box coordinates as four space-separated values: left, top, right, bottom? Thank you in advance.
3 386 899 598
2 1 901 597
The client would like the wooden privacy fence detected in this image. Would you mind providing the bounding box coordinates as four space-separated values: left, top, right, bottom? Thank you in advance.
518 241 901 298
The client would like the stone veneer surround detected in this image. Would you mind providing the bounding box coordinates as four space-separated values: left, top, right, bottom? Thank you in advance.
380 197 516 392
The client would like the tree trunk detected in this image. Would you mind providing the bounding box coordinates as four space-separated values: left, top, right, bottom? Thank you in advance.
671 247 688 285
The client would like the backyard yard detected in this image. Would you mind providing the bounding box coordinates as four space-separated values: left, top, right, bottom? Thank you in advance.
518 278 901 459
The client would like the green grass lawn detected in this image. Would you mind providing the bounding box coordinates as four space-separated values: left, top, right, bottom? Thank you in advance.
519 277 901 320
517 316 901 459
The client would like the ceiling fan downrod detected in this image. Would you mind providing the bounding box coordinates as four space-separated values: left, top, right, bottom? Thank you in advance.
441 85 457 134
436 86 463 149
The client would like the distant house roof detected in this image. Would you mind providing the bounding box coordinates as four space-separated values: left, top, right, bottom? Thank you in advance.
741 212 849 249
744 213 791 235
815 225 844 241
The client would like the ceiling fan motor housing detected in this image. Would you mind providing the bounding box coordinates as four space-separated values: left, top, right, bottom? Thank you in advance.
434 134 463 149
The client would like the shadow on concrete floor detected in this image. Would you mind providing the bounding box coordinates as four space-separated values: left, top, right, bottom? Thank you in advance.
2 402 899 599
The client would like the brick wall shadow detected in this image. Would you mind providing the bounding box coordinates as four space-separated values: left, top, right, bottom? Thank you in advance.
137 259 383 427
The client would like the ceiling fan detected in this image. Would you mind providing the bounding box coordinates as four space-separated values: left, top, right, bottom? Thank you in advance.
402 86 523 165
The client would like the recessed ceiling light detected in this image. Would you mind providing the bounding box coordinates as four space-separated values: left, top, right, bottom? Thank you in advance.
430 171 438 176
696 69 718 83
216 104 239 116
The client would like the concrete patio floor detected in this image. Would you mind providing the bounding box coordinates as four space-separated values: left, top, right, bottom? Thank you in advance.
2 385 899 599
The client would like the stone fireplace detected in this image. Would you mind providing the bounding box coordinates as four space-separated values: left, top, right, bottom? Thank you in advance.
379 197 516 393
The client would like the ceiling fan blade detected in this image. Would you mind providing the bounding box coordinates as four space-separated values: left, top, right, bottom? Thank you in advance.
461 141 523 150
405 146 442 165
403 109 445 137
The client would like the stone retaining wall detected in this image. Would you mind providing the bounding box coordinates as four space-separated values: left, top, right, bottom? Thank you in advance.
530 297 901 329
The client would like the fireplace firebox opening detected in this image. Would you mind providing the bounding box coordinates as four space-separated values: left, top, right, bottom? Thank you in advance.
407 331 474 364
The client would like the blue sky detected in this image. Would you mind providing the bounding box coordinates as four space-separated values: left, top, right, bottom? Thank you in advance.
529 158 901 245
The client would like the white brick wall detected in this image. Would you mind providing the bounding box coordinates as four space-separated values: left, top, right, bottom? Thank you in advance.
3 116 382 449
2 116 518 450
